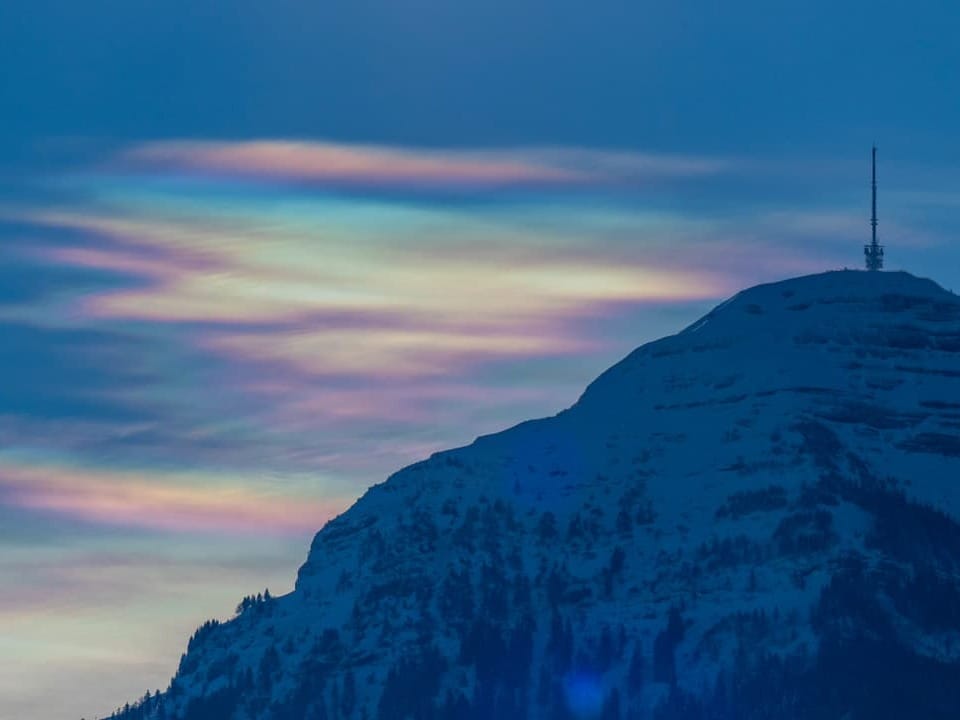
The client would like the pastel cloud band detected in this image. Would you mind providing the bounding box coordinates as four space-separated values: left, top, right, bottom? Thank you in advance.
0 459 344 535
13 196 727 387
117 140 730 190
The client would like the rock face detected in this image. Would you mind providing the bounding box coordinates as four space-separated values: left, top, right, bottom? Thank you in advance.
112 271 960 720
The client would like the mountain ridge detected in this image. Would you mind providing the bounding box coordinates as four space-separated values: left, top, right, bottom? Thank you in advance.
107 270 960 720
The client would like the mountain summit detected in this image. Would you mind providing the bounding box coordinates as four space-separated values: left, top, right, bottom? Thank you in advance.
110 270 960 720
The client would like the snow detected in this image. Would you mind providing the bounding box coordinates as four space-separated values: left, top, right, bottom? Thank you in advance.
131 270 960 719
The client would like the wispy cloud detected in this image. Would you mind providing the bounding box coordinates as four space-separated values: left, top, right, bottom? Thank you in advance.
115 140 730 191
28 207 721 325
0 458 344 535
12 188 727 393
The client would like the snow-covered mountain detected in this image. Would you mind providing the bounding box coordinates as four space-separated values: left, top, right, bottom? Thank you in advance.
110 270 960 720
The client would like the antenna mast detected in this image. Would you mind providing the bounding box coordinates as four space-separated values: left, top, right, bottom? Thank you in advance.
865 145 884 271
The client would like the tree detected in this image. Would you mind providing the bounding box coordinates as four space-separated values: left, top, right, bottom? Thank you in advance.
341 670 356 717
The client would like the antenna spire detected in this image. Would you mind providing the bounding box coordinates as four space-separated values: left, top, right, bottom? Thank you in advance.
865 145 884 271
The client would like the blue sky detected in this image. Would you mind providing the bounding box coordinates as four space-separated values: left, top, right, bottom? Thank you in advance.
3 1 960 155
2 2 960 718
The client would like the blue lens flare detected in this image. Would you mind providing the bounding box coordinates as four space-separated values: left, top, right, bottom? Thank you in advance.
563 671 604 718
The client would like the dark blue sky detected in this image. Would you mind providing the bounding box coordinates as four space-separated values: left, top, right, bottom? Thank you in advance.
3 0 960 159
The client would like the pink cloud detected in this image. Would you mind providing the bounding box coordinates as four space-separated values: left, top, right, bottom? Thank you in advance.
0 462 346 536
116 140 728 190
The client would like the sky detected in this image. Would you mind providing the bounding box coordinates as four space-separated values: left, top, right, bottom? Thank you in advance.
1 2 960 718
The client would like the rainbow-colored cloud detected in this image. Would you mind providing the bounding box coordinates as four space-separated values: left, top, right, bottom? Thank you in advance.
0 456 341 535
117 140 728 190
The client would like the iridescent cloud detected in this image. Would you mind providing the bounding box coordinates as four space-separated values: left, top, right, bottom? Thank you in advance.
0 458 345 535
34 207 722 326
14 190 728 393
117 140 729 190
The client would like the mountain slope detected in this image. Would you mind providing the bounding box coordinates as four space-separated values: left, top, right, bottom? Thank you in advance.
110 270 960 720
